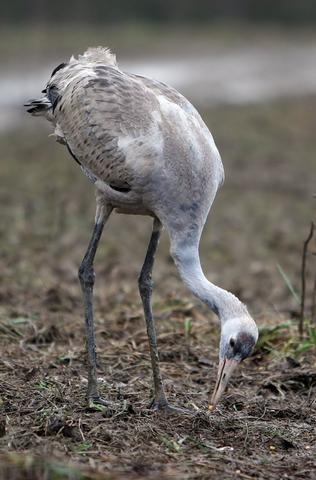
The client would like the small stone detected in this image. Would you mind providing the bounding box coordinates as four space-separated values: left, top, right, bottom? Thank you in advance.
269 445 276 451
208 404 215 411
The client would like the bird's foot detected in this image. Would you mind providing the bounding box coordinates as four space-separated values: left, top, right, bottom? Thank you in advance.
150 399 195 416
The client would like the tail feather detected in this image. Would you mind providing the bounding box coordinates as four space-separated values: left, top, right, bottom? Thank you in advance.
24 96 52 117
74 46 117 67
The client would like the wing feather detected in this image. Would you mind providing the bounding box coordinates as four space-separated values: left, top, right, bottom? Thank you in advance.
52 65 162 188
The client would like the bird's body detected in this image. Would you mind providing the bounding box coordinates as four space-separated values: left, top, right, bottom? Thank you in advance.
41 48 223 227
26 47 258 412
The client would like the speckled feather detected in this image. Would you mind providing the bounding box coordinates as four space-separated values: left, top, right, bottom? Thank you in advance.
39 48 223 226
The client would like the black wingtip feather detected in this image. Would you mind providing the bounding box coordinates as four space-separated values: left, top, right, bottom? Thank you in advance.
24 97 51 115
51 62 67 78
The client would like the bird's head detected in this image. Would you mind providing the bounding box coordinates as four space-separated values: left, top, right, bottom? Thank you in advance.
210 314 258 408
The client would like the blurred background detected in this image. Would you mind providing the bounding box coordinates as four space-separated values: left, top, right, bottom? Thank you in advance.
1 0 315 325
0 2 316 478
3 1 316 131
1 0 315 316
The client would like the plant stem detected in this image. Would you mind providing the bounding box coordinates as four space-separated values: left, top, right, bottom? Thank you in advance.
300 222 315 338
311 273 316 324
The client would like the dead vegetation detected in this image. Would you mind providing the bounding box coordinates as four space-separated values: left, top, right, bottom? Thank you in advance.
0 97 315 479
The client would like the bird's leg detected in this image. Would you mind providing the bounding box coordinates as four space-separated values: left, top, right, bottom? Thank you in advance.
78 200 113 408
139 218 193 415
138 218 167 408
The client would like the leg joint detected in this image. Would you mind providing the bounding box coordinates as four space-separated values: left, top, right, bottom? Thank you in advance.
78 261 95 287
138 272 153 297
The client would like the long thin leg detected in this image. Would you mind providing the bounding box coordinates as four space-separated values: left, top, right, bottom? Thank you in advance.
138 218 168 408
138 218 167 407
139 218 196 415
78 200 112 405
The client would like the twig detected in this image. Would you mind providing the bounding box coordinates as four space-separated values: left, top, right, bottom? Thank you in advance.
243 422 249 449
312 273 316 324
78 417 85 442
300 222 314 338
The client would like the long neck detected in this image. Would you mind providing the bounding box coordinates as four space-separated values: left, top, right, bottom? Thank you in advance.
171 243 248 322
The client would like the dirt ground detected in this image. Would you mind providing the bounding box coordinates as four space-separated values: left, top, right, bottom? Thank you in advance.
0 97 315 479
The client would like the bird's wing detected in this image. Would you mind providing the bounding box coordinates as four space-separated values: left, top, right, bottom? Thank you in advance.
130 73 196 112
50 64 165 189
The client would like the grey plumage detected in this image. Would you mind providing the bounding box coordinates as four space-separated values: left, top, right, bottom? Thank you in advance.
26 47 258 411
27 47 224 214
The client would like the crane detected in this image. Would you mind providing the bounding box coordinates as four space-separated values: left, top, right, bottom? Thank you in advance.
25 47 258 413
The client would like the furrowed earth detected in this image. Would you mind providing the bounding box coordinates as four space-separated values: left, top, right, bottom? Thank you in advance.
0 97 315 479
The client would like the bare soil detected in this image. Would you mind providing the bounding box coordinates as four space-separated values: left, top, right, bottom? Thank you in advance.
0 98 315 479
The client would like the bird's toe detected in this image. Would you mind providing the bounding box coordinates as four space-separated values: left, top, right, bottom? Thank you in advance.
150 400 196 416
87 396 121 413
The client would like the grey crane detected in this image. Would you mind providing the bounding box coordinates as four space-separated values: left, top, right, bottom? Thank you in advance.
26 47 258 413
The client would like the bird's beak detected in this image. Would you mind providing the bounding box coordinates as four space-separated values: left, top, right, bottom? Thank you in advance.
209 358 239 408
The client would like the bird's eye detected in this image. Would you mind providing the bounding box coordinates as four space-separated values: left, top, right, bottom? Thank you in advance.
229 338 235 348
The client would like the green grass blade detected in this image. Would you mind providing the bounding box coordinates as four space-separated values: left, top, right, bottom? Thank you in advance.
276 263 300 305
